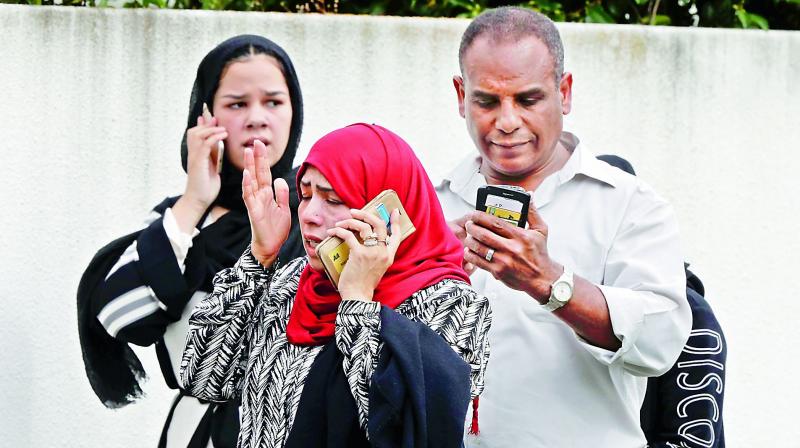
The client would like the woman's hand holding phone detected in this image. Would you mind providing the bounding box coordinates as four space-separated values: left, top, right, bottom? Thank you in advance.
242 140 292 268
173 104 228 233
184 104 227 207
328 208 401 301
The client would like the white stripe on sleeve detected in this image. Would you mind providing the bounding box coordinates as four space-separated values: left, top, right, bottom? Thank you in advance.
105 301 161 337
105 241 140 281
98 286 160 337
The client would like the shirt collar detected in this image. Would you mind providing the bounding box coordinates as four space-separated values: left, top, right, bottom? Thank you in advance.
441 132 620 207
556 132 620 189
443 152 483 205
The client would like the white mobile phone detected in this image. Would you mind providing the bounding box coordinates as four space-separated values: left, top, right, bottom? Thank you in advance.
202 102 225 174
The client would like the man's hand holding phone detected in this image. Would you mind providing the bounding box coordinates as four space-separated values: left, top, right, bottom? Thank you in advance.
463 197 562 300
449 185 531 276
446 214 478 275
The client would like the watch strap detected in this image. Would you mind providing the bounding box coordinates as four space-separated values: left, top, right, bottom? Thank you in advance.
541 268 574 312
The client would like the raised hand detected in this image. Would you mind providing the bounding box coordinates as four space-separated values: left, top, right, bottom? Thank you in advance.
327 208 401 301
242 140 292 267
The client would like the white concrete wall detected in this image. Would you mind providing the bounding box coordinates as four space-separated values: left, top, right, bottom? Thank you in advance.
1 5 798 446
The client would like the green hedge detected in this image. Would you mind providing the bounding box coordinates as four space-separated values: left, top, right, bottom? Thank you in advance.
6 0 800 30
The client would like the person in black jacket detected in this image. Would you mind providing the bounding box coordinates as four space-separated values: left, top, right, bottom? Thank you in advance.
77 35 305 447
598 155 727 448
640 267 727 448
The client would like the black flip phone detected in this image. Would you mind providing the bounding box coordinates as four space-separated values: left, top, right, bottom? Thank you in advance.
476 185 531 228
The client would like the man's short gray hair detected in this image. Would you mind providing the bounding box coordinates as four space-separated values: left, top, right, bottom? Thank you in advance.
458 7 565 85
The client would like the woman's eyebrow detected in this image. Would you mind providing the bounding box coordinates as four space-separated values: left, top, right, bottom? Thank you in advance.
300 181 334 193
262 89 288 97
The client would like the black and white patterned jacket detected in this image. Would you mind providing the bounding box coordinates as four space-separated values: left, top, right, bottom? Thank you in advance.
181 248 491 448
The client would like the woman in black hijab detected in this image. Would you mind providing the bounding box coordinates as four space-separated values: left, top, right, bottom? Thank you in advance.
77 35 305 447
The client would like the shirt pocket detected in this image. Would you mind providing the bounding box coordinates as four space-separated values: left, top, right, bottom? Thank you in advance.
547 233 608 285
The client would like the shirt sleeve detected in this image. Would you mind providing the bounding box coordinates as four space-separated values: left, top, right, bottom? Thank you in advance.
180 246 278 402
90 209 206 347
581 185 692 377
161 207 200 273
415 282 492 399
335 300 383 430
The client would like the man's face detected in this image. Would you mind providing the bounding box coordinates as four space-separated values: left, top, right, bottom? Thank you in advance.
454 36 572 180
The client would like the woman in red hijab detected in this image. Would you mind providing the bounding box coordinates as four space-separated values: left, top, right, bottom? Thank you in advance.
181 124 491 448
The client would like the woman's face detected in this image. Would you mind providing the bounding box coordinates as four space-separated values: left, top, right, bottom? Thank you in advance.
213 54 293 171
298 166 352 271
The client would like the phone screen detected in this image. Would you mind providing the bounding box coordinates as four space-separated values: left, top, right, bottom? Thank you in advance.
483 194 524 225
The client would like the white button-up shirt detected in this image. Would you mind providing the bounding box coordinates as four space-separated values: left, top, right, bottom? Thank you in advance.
436 134 691 447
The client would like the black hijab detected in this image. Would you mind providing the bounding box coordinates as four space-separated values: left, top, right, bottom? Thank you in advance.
179 33 305 268
181 34 304 213
78 35 305 409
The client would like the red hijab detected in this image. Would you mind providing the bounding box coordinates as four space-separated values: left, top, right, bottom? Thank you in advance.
286 123 470 346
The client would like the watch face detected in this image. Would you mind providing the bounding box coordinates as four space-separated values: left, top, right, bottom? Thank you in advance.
553 281 572 302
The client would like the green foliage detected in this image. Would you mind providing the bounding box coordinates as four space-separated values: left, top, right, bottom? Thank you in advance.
585 3 615 23
735 5 768 30
8 0 800 30
2 0 88 5
123 0 166 7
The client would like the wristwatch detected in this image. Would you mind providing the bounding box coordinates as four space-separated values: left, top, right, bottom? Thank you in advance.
541 268 574 312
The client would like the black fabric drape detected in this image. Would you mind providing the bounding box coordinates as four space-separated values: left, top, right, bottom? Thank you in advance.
285 306 471 448
284 341 371 448
77 229 147 407
368 307 470 448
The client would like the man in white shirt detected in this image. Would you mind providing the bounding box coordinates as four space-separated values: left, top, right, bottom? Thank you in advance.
436 7 692 447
